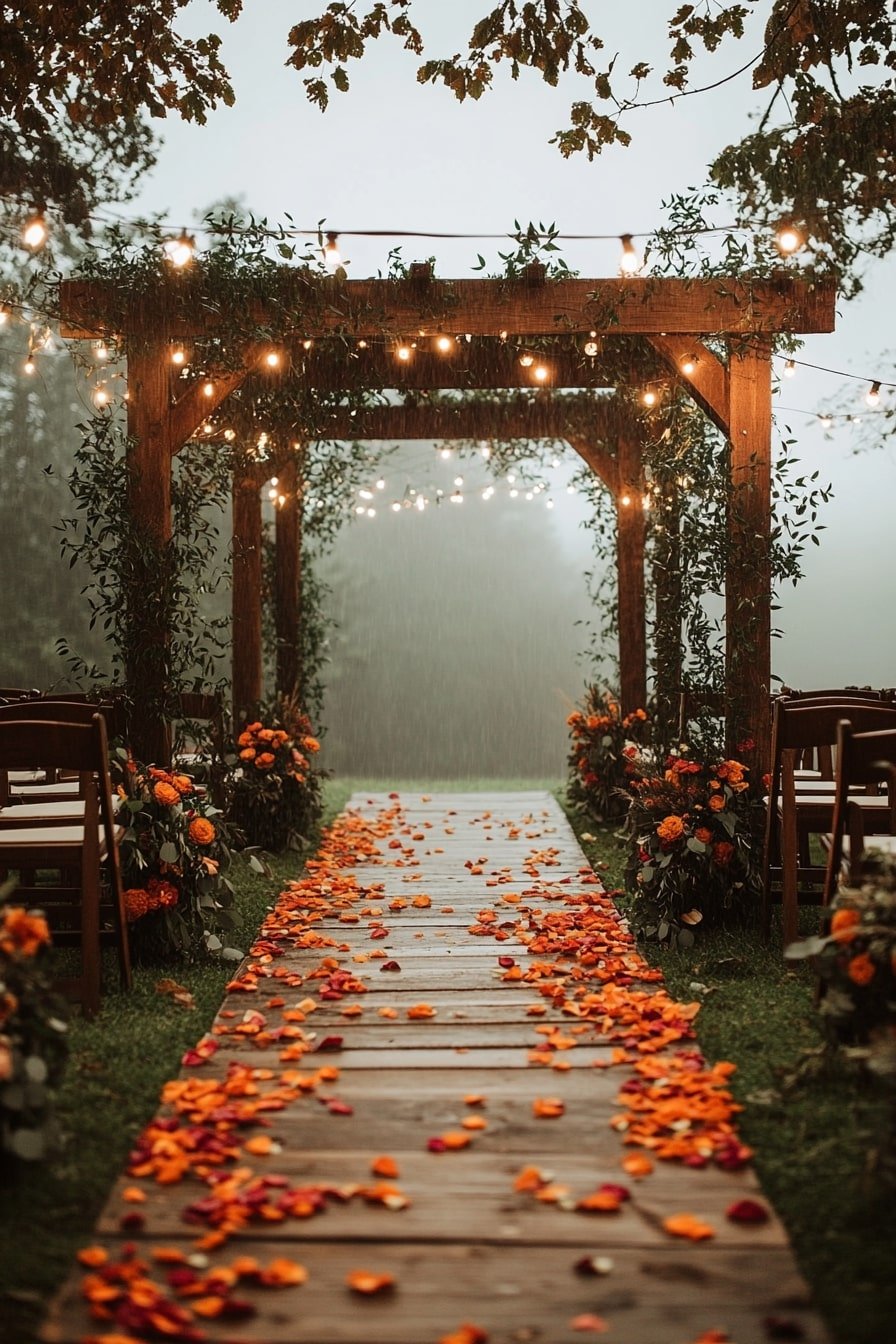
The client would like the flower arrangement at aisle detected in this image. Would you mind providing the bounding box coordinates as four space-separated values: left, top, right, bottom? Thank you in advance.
226 696 324 852
623 750 763 945
0 899 69 1164
567 688 650 820
113 754 242 962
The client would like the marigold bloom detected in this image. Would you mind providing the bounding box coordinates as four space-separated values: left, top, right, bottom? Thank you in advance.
239 747 256 761
124 889 152 922
255 752 276 770
188 817 216 846
301 736 321 754
147 877 179 907
153 781 181 807
708 794 726 812
847 952 875 986
830 907 861 941
0 907 51 957
694 826 713 845
172 775 193 796
656 815 685 844
237 731 253 747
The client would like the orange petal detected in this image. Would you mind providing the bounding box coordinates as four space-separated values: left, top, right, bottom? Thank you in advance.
461 1115 487 1131
663 1213 716 1241
532 1097 565 1119
622 1153 654 1178
76 1246 109 1268
346 1269 395 1294
371 1155 400 1178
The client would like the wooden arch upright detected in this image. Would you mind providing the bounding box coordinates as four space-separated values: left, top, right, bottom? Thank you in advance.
60 272 835 770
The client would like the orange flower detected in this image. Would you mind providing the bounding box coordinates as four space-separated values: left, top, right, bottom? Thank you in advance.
847 952 875 986
123 889 151 922
301 735 320 754
831 907 861 941
188 817 216 846
0 907 50 957
656 815 685 844
237 731 253 747
153 781 180 807
708 793 726 811
694 826 713 845
255 752 276 770
172 774 193 796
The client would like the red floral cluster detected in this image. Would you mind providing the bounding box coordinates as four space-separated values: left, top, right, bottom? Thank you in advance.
123 877 180 924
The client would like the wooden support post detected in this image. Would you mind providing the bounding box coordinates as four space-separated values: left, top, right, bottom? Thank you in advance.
232 470 263 730
726 340 773 774
126 346 174 765
616 436 648 714
274 455 303 703
653 483 683 743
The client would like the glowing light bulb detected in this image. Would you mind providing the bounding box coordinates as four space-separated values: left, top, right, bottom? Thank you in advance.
265 350 281 369
93 386 109 407
375 477 386 490
518 352 534 368
551 456 561 468
0 306 9 327
642 388 658 407
584 340 600 358
202 381 214 397
567 484 575 495
525 491 533 501
680 355 697 376
323 232 341 272
270 476 279 487
440 447 452 460
866 381 881 406
268 489 278 501
415 496 425 512
480 444 491 460
453 475 464 487
620 493 632 507
357 339 368 350
171 348 186 366
509 488 519 499
546 499 555 510
776 224 802 255
391 501 402 512
642 495 651 511
23 213 47 250
450 492 464 504
355 504 365 515
23 358 35 375
163 232 195 268
533 363 549 383
619 234 641 276
396 344 412 362
359 488 374 501
783 359 796 378
819 415 833 429
223 428 236 442
366 507 376 518
507 473 516 485
94 342 109 362
435 334 454 353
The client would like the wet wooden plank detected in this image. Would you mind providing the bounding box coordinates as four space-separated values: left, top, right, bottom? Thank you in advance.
42 1241 826 1344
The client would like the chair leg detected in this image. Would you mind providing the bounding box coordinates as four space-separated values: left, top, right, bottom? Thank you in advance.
781 813 799 949
81 864 101 1019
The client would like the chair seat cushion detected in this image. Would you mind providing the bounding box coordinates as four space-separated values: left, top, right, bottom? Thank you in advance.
0 800 86 824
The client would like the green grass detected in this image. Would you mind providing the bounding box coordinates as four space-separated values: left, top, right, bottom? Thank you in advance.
1 779 893 1344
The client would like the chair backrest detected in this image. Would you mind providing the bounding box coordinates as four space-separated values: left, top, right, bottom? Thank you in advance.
826 723 896 896
774 700 896 753
779 685 896 700
36 696 128 741
0 714 117 836
677 687 725 741
0 687 41 701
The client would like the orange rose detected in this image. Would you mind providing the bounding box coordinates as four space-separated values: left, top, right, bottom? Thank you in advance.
586 715 600 731
0 907 51 957
566 711 583 727
708 794 726 811
237 731 253 747
656 815 685 844
847 952 875 986
239 747 256 761
255 752 275 770
188 817 216 846
830 907 861 942
172 774 193 796
301 736 320 754
153 781 180 807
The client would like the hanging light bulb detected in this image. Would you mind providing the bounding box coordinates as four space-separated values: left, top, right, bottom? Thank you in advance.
866 381 881 406
434 334 454 353
23 211 48 250
415 495 426 512
642 388 658 407
533 363 549 383
202 380 215 397
171 347 186 366
583 339 600 358
94 342 109 362
509 487 519 499
818 414 833 429
620 493 632 507
391 501 402 512
264 349 282 369
776 223 803 255
480 443 491 460
546 498 555 510
439 446 452 460
366 507 376 518
355 504 366 516
375 477 386 490
518 351 534 368
23 357 36 375
450 492 463 504
268 488 279 501
359 488 374 501
163 231 195 268
783 359 796 378
323 231 341 272
679 355 697 376
619 234 641 276
395 343 412 362
93 385 110 408
453 475 464 487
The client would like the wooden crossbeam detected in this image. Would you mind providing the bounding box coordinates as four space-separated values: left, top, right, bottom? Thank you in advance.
59 274 836 341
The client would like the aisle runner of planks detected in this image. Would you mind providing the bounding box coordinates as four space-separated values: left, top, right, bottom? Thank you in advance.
44 791 828 1344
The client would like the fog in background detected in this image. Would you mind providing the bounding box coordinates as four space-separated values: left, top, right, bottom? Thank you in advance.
4 1 895 776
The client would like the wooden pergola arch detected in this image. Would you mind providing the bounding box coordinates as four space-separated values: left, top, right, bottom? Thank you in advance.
60 271 835 770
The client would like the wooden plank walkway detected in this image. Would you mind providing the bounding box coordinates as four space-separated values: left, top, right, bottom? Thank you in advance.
43 790 829 1344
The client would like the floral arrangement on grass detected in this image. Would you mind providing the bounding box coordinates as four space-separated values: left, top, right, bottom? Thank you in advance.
0 901 69 1164
113 755 243 963
623 751 762 944
226 698 324 852
567 688 650 820
788 854 896 1072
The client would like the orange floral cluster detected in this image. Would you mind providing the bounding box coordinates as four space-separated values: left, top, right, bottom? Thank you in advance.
612 1052 753 1169
78 1242 307 1338
0 906 50 959
123 877 180 924
567 689 651 819
237 720 320 779
148 766 194 807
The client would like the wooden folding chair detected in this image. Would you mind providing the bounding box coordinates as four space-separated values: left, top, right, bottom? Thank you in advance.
0 714 131 1017
823 723 896 903
677 686 724 743
0 699 125 815
762 699 896 946
171 691 226 804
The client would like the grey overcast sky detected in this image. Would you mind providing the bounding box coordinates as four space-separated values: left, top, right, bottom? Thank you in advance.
129 1 896 689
